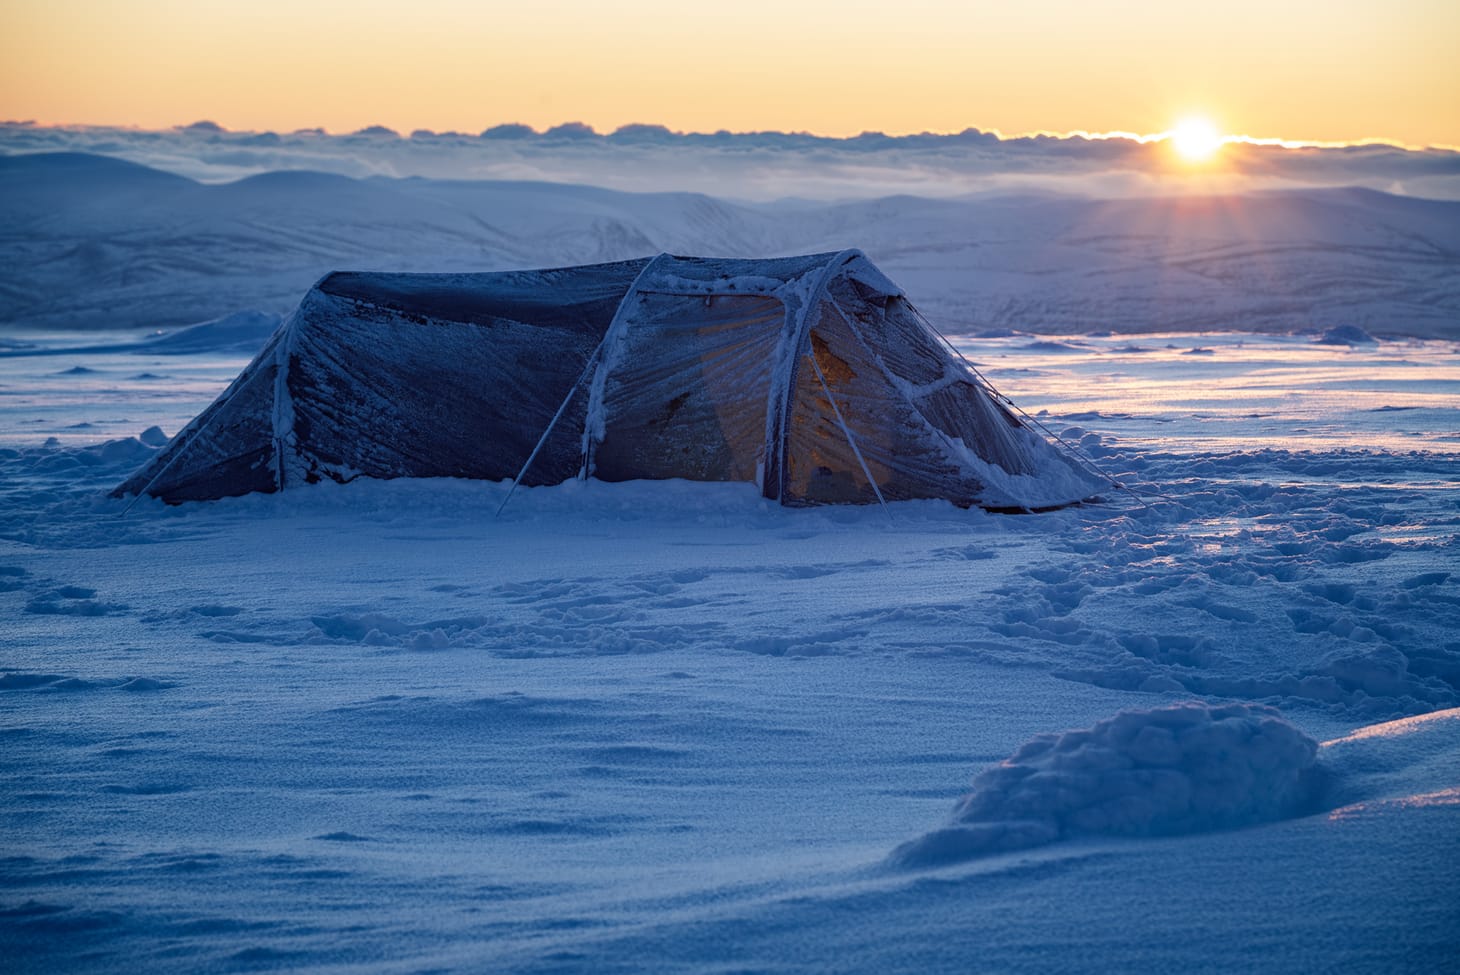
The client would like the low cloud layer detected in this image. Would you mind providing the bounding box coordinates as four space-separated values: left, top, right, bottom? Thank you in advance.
3 122 1457 201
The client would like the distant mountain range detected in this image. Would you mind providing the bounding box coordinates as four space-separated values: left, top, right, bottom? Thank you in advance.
2 152 1457 337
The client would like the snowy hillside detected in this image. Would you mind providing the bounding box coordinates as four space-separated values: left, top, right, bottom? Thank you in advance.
3 152 1458 338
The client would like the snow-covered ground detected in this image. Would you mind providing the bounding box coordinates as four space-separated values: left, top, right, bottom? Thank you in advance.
3 324 1457 973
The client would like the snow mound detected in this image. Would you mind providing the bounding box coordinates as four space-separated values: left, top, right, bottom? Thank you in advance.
1314 324 1378 345
143 310 281 355
138 425 169 447
1319 706 1460 811
892 702 1323 868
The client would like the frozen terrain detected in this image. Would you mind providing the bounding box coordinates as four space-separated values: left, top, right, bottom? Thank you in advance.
3 152 1459 338
3 320 1458 972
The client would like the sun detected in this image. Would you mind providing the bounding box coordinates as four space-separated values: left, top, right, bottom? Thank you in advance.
1168 117 1225 162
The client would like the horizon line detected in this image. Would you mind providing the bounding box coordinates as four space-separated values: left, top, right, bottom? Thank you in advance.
2 118 1456 155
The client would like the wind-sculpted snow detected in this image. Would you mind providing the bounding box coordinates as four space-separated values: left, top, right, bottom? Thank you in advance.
891 703 1323 867
2 329 1457 973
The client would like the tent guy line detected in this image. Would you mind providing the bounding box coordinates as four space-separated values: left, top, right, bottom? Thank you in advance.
908 301 1130 508
495 331 611 518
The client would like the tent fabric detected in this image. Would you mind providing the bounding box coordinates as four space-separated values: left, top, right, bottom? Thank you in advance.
115 250 1102 509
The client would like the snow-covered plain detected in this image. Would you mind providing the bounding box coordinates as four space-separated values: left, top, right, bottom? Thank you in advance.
3 317 1458 972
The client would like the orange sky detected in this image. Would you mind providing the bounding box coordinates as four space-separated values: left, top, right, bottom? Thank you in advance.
2 1 1457 146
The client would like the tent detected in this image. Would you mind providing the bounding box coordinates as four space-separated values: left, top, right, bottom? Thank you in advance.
115 250 1103 509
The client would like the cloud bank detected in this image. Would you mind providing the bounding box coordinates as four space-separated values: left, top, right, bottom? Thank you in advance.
3 121 1458 201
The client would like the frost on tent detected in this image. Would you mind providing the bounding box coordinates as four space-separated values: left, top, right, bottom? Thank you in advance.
115 250 1104 510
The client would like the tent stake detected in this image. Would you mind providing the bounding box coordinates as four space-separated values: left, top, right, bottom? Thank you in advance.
495 336 609 518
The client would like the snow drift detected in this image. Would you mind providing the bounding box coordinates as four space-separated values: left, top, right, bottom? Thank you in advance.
892 702 1325 867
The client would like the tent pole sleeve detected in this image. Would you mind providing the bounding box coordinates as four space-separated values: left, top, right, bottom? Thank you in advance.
807 347 891 517
769 249 864 503
581 253 669 478
271 314 299 491
495 332 611 518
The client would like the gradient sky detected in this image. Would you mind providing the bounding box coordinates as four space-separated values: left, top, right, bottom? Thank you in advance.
2 0 1456 146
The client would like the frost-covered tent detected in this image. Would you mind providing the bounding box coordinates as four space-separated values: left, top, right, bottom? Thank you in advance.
115 251 1102 509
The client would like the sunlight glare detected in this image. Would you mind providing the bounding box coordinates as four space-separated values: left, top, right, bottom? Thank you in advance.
1169 117 1225 162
